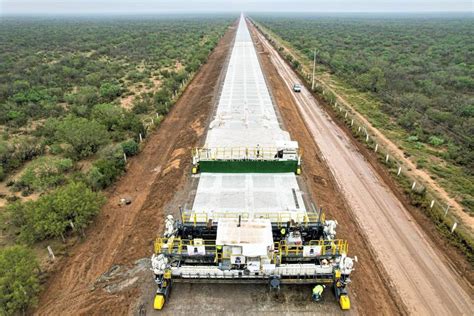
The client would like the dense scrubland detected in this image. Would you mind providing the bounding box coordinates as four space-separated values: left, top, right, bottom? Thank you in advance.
0 16 232 314
254 14 474 212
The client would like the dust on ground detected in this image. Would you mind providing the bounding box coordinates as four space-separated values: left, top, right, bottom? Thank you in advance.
249 23 401 316
34 21 239 316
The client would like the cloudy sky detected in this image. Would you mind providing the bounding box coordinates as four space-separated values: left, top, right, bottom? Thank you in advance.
1 0 472 15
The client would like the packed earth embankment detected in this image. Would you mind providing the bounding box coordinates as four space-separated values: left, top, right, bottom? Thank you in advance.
35 21 238 316
249 19 473 315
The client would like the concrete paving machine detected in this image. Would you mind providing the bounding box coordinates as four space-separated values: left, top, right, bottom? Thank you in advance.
151 211 355 310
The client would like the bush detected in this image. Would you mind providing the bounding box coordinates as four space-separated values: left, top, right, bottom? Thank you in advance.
428 135 445 147
15 157 73 191
54 115 110 159
99 82 122 101
91 103 144 137
88 145 126 190
8 182 105 243
121 139 139 157
91 103 124 131
0 137 45 177
0 245 40 315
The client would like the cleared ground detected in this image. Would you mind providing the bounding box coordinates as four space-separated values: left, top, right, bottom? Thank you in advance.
34 20 238 316
34 16 472 316
250 20 473 315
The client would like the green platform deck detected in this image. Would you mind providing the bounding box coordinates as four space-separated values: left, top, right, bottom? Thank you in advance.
198 159 299 173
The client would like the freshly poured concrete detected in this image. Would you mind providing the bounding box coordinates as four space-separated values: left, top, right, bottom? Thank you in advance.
192 173 305 216
192 15 306 218
206 15 290 148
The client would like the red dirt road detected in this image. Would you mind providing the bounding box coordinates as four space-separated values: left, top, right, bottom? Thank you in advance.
251 21 473 315
35 23 237 316
250 22 400 316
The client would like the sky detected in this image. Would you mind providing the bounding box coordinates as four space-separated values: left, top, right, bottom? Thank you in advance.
1 0 472 15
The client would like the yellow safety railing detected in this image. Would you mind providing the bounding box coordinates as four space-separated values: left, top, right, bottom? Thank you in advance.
193 146 302 161
154 237 218 255
276 239 348 257
181 211 325 227
155 237 349 260
181 212 251 225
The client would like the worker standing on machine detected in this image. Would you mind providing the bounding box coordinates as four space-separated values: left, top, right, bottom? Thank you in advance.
312 284 325 302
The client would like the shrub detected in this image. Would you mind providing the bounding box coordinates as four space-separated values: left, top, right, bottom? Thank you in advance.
428 135 445 147
99 82 122 101
7 182 105 243
88 145 126 190
121 139 139 157
16 157 73 191
0 245 40 315
54 115 110 159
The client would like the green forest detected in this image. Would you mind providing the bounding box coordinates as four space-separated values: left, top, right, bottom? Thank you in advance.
0 16 232 314
254 14 473 211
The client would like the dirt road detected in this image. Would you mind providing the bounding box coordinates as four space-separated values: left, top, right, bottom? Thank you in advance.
251 21 473 316
35 22 238 316
250 24 401 316
255 23 471 228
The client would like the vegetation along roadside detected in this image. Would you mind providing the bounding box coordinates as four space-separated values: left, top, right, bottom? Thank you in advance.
251 14 473 265
0 15 234 315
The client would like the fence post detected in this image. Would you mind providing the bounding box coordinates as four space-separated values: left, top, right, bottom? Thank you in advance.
47 246 55 261
139 133 143 143
374 144 378 153
444 205 450 217
411 181 416 190
385 154 389 163
123 152 127 163
351 119 354 127
397 166 401 176
451 222 457 233
430 200 435 209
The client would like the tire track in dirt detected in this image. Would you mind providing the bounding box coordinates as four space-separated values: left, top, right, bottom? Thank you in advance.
250 21 473 316
249 22 402 316
35 22 238 316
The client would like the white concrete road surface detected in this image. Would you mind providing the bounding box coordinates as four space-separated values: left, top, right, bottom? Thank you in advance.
251 20 473 316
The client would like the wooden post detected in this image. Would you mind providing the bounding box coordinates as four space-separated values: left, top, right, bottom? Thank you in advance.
374 144 378 152
430 200 435 208
351 119 354 127
397 166 402 176
385 154 389 163
411 181 416 190
451 222 457 233
444 205 450 217
47 246 55 261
